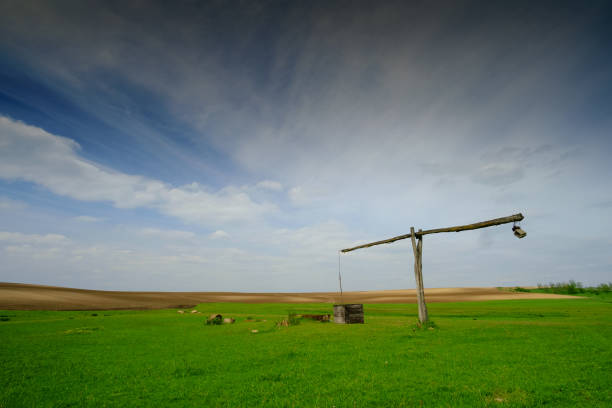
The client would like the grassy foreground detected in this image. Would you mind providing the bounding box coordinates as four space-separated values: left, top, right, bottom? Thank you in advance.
1 299 611 407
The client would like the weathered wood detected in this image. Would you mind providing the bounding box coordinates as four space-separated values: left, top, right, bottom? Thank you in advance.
333 304 364 324
416 231 428 324
409 227 418 258
411 227 428 324
341 232 414 253
346 304 364 324
333 304 345 323
340 213 523 253
419 213 524 237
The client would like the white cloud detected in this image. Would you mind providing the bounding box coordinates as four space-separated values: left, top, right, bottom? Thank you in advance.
139 228 195 240
0 197 26 211
288 186 317 207
256 180 283 191
0 116 276 226
0 231 70 245
74 215 104 223
0 226 337 291
287 184 335 208
288 186 303 204
209 230 229 239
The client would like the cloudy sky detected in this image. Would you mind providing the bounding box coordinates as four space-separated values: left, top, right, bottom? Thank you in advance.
0 1 611 291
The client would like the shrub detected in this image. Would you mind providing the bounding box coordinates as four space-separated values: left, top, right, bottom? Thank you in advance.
512 287 530 292
597 283 611 293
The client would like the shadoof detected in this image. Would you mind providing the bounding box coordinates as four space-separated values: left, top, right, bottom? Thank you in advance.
340 213 527 324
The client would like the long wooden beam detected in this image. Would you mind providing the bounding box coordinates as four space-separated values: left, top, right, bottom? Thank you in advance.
340 213 523 253
419 213 524 236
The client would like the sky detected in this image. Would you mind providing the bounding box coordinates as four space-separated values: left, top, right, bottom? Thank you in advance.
0 0 611 291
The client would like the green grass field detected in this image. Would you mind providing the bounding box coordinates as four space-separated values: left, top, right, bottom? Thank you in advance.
1 298 611 407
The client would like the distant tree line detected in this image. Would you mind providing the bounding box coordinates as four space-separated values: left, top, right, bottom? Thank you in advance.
510 281 611 296
535 280 611 295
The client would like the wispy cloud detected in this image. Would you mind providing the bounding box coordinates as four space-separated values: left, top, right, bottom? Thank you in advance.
472 163 524 187
256 180 283 191
0 116 276 226
0 197 26 211
590 200 612 209
74 215 104 223
139 228 195 240
0 231 70 245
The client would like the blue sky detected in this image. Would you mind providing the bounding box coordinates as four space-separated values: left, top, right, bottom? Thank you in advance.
0 1 611 291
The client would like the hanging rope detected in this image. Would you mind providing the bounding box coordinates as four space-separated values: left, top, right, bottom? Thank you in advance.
338 251 344 303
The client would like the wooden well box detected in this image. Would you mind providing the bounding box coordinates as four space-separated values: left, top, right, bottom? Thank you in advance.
333 304 364 324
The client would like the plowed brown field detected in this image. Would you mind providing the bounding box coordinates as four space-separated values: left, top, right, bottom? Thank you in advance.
0 282 577 310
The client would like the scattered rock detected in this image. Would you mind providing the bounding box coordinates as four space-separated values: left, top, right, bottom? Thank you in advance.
177 310 185 314
206 314 223 325
191 310 199 314
223 318 235 324
251 329 259 333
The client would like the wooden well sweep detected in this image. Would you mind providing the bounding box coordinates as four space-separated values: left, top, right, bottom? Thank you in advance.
333 304 364 324
340 213 526 324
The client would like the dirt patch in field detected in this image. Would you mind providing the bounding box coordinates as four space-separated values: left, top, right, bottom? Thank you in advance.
0 282 578 310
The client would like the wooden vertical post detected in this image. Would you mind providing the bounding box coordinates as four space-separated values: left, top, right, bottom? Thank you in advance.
410 227 429 324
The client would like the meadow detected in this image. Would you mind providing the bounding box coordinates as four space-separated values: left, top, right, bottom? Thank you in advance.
1 298 611 407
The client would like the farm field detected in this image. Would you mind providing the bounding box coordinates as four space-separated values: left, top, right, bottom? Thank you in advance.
0 283 576 310
1 297 611 407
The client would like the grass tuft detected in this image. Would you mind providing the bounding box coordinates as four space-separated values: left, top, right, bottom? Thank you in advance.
288 312 301 326
414 319 438 330
63 327 101 335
